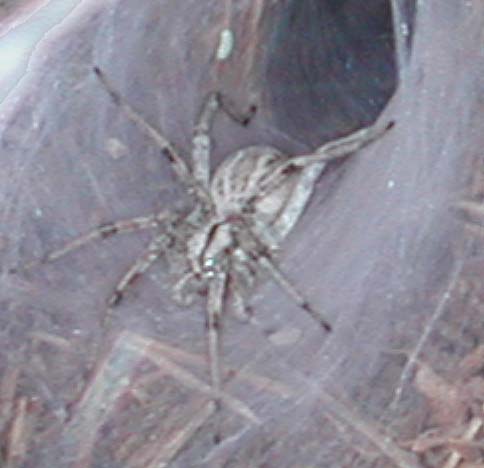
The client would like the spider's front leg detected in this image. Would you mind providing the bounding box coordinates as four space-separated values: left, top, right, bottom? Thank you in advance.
258 120 395 197
293 119 395 167
191 93 220 188
94 67 212 206
12 212 167 272
190 90 257 189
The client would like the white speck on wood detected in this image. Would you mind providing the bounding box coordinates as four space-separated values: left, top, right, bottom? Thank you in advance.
216 29 235 61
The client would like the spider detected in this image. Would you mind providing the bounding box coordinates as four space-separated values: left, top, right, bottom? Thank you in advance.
26 67 393 408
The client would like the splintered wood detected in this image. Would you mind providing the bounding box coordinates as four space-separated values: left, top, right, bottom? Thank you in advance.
0 367 37 468
405 347 484 468
51 330 293 467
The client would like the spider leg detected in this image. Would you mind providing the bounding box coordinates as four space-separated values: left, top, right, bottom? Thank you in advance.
107 234 169 307
16 212 167 273
191 92 256 188
239 222 331 330
172 271 198 305
257 255 332 332
234 227 332 332
295 119 395 166
93 67 210 204
228 256 257 323
192 93 220 188
272 162 326 242
225 268 249 323
258 120 394 198
206 270 228 402
231 286 252 323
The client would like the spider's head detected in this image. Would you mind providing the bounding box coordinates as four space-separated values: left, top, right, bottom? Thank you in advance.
187 221 235 278
201 223 234 274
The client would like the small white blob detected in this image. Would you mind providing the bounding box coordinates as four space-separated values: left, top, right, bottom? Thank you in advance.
216 29 235 61
387 179 395 189
400 22 409 37
105 137 128 160
268 326 303 347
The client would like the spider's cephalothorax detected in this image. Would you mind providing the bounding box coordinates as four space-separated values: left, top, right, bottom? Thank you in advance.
185 146 298 275
32 67 393 405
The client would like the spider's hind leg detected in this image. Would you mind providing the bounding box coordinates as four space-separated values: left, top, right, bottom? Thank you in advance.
295 119 395 167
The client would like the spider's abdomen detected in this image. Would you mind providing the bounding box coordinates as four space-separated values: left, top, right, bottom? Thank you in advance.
211 146 285 211
210 146 304 241
210 145 327 245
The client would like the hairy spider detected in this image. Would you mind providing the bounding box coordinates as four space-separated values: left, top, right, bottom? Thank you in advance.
28 67 393 406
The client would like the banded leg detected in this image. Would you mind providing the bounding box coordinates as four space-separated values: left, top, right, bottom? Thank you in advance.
16 212 167 273
258 120 395 197
192 92 220 188
218 94 257 126
191 92 257 188
237 222 332 332
295 119 395 166
108 234 168 307
257 255 332 332
206 270 228 402
94 67 205 199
